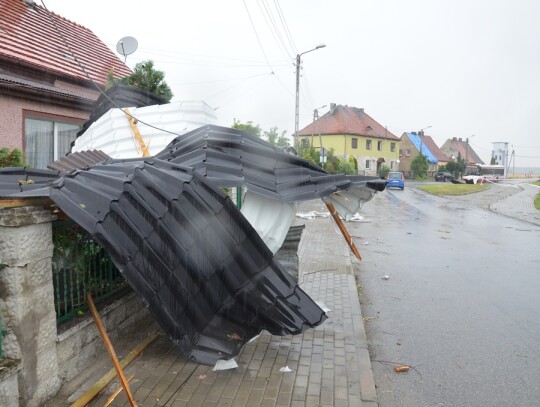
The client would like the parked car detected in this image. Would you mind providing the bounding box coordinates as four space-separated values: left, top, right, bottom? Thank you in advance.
386 171 405 189
435 172 455 182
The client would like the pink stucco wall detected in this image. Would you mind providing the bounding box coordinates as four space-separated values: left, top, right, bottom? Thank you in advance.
0 92 96 149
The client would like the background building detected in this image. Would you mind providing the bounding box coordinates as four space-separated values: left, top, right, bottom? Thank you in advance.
440 137 484 165
298 104 400 176
399 131 446 178
0 0 132 168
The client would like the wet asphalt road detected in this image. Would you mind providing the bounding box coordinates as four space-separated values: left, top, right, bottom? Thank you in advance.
350 186 540 407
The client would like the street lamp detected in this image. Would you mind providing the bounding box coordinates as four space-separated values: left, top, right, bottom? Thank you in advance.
294 44 326 150
417 126 431 156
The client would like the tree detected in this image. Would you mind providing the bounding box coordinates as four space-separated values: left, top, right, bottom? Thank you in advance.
438 164 447 172
263 127 290 148
298 144 320 165
324 149 356 175
446 161 458 177
490 156 498 165
379 165 391 178
232 119 262 138
0 148 25 167
107 60 173 101
446 153 466 179
411 153 429 179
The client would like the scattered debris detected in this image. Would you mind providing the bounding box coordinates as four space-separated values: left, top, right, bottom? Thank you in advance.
279 366 293 373
197 374 207 380
363 316 377 322
296 211 329 219
227 333 243 341
394 365 410 373
213 358 238 371
382 275 390 280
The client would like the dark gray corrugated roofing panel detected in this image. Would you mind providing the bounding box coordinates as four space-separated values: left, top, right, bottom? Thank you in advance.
0 124 386 365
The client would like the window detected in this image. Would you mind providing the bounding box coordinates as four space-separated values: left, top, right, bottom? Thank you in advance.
391 143 396 153
352 138 358 149
25 117 80 169
366 140 372 150
301 138 310 147
406 149 411 157
377 141 383 151
399 149 403 157
365 159 371 169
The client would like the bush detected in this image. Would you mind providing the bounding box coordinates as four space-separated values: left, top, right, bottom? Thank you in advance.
0 148 25 167
379 165 391 178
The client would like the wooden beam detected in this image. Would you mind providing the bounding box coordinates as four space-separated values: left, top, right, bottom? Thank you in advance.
124 108 151 157
0 198 52 208
326 203 362 261
83 292 138 407
69 330 158 407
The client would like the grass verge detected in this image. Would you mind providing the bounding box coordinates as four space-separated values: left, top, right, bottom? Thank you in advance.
418 183 489 196
535 192 540 210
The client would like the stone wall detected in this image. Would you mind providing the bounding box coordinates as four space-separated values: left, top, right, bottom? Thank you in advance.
0 206 60 407
0 359 21 407
56 292 153 383
1 205 156 406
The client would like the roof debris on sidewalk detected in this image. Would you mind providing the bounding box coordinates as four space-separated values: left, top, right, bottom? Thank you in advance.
0 120 387 365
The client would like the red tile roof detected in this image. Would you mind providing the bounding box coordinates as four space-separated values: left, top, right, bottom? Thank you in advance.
298 105 399 141
0 0 132 85
421 135 448 162
442 138 484 164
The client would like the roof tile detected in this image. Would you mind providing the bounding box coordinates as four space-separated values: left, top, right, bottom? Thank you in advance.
0 0 132 85
298 105 400 141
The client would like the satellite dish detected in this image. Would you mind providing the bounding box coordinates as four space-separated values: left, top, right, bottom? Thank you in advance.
116 36 138 61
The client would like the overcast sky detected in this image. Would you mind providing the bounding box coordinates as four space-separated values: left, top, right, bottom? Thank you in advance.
44 0 540 167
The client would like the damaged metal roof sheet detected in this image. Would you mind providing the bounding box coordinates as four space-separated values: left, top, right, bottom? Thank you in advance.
0 124 386 365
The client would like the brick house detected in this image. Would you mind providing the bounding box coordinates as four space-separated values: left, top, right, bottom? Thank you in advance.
440 137 484 165
297 104 400 176
399 131 448 177
0 0 132 168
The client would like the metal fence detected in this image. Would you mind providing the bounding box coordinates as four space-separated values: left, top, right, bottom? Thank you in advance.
52 220 127 323
0 313 4 359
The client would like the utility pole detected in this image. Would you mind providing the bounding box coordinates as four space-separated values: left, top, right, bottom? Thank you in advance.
294 44 326 150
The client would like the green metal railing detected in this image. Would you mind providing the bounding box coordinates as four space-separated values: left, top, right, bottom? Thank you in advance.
0 265 6 359
52 220 127 323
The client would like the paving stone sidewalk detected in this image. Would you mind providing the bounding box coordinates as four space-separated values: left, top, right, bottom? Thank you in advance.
490 183 540 225
79 201 377 407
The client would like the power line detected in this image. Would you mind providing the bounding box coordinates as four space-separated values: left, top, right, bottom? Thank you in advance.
256 0 292 62
259 0 294 61
203 73 272 101
242 0 275 73
274 0 298 55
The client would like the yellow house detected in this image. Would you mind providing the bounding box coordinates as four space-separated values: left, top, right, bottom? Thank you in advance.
298 104 400 176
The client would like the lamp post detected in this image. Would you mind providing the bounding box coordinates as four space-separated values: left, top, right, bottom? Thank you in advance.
417 125 432 156
294 44 326 150
465 134 475 165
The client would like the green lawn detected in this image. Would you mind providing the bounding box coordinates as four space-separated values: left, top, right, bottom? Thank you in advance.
533 182 540 210
418 184 490 195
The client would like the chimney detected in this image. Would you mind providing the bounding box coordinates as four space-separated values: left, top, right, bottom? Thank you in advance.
330 103 337 114
452 137 457 141
458 138 462 141
23 0 35 6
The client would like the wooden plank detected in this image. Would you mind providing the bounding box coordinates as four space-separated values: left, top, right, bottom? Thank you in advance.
326 203 362 261
69 330 159 407
79 293 138 407
0 198 52 208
